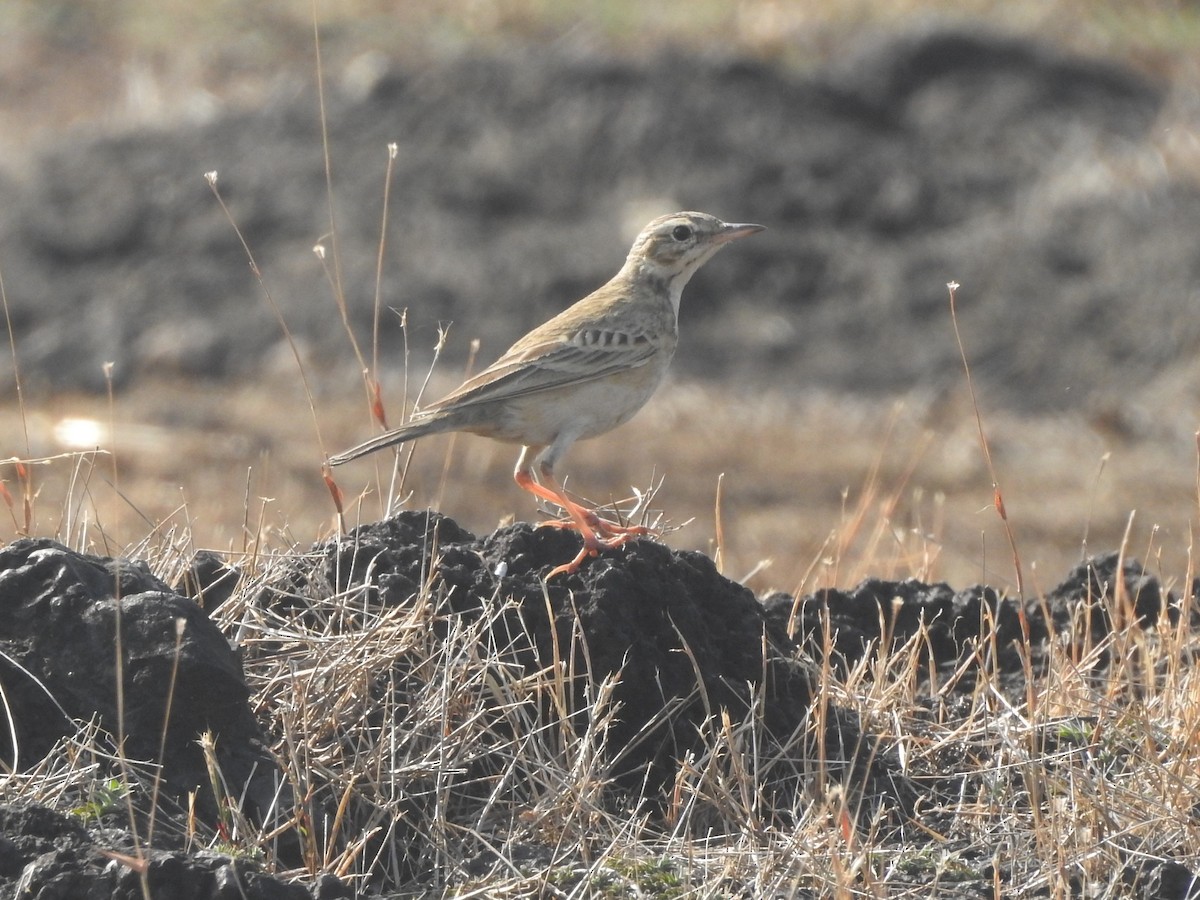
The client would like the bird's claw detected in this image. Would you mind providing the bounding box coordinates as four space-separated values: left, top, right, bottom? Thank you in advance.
538 512 656 540
544 530 638 579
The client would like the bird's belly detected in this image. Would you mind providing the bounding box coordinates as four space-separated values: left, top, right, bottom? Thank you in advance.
470 365 668 447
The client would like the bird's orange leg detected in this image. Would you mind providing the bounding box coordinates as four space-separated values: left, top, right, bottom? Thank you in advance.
524 472 655 541
513 452 654 539
512 448 646 577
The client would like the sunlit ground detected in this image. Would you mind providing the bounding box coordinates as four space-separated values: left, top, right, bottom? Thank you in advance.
5 370 1198 599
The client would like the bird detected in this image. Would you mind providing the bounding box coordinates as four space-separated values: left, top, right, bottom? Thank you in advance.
329 211 765 577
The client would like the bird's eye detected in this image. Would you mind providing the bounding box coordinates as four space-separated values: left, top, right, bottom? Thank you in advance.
671 224 693 242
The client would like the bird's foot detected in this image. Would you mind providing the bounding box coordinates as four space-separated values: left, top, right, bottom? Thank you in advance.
538 509 656 540
545 531 636 579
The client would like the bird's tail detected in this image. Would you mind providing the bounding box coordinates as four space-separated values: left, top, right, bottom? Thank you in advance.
327 417 446 466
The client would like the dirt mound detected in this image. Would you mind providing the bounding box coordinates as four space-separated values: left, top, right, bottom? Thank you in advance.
0 539 276 817
0 25 1187 413
0 515 1192 894
279 512 816 797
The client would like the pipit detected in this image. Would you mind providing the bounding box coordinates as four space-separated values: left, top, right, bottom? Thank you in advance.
330 211 764 576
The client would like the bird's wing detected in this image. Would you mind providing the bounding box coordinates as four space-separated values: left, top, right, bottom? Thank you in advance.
425 325 660 413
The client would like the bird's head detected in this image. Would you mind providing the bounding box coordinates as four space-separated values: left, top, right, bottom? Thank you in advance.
623 212 765 310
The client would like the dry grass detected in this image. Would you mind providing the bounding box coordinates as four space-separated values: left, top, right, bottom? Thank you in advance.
6 481 1200 895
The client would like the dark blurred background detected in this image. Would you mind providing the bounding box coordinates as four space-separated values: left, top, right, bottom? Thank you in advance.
1 0 1198 594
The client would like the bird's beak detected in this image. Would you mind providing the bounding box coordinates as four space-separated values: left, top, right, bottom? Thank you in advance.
715 222 766 244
